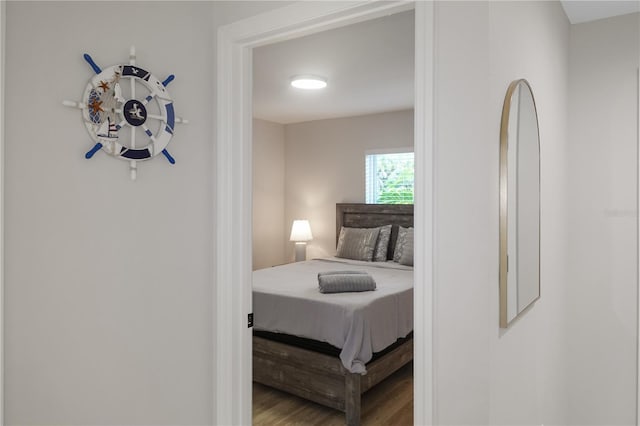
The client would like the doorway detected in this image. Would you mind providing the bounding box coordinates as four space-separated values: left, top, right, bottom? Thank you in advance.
215 2 435 424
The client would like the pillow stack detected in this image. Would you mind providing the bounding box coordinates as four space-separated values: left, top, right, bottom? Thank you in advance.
336 224 394 262
336 224 414 266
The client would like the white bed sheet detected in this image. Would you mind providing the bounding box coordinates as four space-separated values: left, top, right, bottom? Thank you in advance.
252 257 413 374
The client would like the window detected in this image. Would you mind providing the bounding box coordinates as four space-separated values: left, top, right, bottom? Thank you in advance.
365 150 414 204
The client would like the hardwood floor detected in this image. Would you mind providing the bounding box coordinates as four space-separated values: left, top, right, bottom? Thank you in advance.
253 361 413 425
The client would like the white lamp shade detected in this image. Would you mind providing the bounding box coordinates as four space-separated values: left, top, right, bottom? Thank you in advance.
290 220 313 242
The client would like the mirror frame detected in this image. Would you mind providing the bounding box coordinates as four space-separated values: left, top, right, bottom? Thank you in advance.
499 78 541 328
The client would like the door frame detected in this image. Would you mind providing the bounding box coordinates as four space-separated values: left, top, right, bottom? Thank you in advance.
215 1 436 424
637 67 639 426
0 1 7 425
0 2 5 423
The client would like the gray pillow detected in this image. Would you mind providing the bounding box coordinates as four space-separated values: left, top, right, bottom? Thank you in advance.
393 226 413 262
398 230 414 266
373 225 392 262
336 227 380 261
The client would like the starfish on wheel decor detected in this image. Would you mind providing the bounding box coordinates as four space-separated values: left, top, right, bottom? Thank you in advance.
63 46 188 181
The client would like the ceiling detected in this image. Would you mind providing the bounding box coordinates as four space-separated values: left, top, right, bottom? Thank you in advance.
561 0 639 24
252 9 414 125
253 3 639 125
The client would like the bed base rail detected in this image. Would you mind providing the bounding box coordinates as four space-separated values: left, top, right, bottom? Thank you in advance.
253 335 413 426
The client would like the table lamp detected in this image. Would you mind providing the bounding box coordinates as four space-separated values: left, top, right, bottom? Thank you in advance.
290 219 313 262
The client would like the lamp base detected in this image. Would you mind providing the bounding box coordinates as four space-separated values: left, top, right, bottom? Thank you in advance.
294 242 307 262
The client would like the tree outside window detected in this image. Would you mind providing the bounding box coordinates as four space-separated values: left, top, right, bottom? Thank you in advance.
366 151 414 204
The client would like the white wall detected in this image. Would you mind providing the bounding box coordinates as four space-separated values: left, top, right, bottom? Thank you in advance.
433 3 492 422
489 2 570 424
567 12 639 425
3 1 288 424
252 119 286 270
433 2 570 424
5 3 213 424
284 110 413 260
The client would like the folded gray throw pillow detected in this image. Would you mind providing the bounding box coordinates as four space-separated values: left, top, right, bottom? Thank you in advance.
317 270 367 278
318 272 376 294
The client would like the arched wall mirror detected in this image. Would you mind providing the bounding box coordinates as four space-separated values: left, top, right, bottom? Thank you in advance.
499 79 540 328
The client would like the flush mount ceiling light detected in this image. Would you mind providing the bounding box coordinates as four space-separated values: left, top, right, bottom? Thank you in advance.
290 75 327 90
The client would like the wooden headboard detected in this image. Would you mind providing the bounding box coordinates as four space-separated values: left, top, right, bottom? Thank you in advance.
336 203 414 260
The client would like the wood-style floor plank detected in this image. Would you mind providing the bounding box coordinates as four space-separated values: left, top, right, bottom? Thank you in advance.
253 362 413 425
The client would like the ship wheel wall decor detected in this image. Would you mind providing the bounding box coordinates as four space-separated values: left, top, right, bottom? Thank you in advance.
63 46 188 180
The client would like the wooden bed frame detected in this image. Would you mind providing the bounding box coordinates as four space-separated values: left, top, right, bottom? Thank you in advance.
253 203 414 425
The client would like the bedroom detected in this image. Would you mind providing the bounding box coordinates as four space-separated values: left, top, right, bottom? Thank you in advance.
0 1 639 425
251 10 415 425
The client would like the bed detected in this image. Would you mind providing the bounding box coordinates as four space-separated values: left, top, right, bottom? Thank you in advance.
252 203 414 426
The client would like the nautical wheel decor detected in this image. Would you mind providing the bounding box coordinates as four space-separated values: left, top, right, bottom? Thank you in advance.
63 46 188 180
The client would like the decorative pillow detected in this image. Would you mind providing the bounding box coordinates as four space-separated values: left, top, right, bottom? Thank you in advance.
373 225 392 262
336 227 381 261
398 230 414 266
393 226 414 262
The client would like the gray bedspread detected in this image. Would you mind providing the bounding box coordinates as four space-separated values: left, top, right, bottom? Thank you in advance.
252 257 413 374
